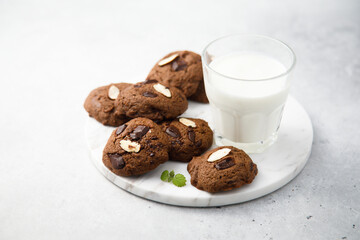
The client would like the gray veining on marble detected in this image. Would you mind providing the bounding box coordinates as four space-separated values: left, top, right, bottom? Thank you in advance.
0 0 359 239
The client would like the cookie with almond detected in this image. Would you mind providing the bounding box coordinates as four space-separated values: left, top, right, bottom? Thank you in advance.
161 117 213 162
103 118 170 176
187 146 258 193
84 83 132 126
116 80 188 121
147 50 204 98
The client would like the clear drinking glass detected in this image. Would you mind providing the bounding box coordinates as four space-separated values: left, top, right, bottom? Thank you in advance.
202 34 296 153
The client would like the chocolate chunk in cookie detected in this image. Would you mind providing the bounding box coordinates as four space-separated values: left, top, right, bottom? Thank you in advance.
116 124 127 135
84 83 132 126
147 51 204 98
161 117 213 162
165 125 181 138
142 91 158 98
187 146 258 193
116 80 188 122
103 118 170 176
214 157 235 170
130 125 150 140
108 153 125 169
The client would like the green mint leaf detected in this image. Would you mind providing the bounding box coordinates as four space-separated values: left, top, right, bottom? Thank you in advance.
172 174 186 187
160 170 169 182
161 170 187 187
168 170 175 182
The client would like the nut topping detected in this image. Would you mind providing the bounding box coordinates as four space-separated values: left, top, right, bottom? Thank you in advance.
120 140 141 153
108 85 120 100
158 53 179 66
207 148 231 162
179 118 196 128
153 83 171 98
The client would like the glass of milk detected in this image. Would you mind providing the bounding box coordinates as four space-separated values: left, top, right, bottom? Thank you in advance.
202 34 296 153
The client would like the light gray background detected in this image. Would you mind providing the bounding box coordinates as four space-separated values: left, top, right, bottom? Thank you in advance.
0 0 359 239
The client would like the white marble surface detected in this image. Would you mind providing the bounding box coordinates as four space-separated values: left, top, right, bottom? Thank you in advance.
86 96 313 207
0 0 359 239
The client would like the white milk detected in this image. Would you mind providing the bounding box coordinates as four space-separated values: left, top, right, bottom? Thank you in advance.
205 52 289 152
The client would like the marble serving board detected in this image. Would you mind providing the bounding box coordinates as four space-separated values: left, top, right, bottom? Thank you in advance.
85 96 313 207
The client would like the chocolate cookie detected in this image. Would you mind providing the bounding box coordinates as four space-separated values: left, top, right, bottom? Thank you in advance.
161 118 213 162
117 80 188 122
187 146 258 193
146 50 203 98
84 83 132 126
188 80 209 103
103 118 169 176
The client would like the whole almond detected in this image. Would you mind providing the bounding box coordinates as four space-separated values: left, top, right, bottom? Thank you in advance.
179 118 197 128
120 140 141 153
207 148 231 162
153 83 171 98
108 85 120 100
158 54 179 66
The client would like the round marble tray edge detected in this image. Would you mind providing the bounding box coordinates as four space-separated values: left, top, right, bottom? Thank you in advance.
85 96 313 207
